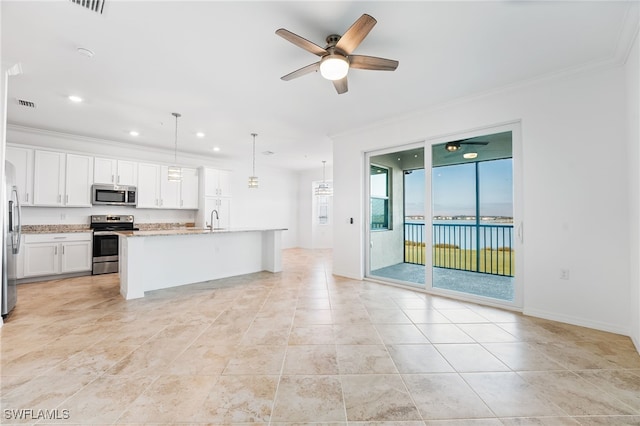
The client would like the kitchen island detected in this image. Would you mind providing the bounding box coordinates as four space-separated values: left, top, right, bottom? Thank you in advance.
118 228 286 299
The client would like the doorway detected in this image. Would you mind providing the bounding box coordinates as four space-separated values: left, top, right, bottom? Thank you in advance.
365 123 523 309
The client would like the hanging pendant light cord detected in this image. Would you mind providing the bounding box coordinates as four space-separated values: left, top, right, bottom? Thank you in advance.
173 113 180 163
252 133 257 176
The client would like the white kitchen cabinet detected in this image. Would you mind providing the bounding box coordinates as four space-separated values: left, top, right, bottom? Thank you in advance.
204 168 231 197
60 240 93 273
23 243 59 276
33 150 65 206
160 166 181 209
6 145 34 205
137 163 197 209
180 167 199 209
22 233 92 278
203 197 231 229
94 158 138 186
65 154 93 206
137 163 161 208
33 150 92 207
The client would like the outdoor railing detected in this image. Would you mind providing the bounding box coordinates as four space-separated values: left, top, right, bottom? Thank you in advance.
404 222 514 276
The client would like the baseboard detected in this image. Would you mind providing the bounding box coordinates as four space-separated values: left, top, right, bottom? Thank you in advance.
523 307 630 337
331 269 362 281
17 271 92 285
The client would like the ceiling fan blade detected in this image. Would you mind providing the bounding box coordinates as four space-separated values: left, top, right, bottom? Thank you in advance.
335 14 377 55
349 55 399 71
333 76 348 94
276 28 328 57
280 62 320 81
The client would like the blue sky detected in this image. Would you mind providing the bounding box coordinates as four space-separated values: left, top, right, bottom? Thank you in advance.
405 159 513 217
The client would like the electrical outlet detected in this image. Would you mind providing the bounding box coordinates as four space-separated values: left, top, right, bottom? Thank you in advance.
60 213 66 220
560 269 570 280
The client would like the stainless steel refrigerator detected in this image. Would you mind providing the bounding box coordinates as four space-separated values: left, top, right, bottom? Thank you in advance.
2 160 21 317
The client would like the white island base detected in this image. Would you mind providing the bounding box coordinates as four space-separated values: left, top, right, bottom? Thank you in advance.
119 228 285 300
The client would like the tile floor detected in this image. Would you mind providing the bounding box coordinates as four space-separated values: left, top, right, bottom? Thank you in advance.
1 248 640 425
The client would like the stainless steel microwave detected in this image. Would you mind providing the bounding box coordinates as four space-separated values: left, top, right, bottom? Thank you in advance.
91 184 137 206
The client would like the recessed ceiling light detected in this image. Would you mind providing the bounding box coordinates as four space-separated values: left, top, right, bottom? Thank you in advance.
129 130 139 137
77 47 94 58
463 152 478 159
213 147 220 152
196 132 205 138
68 95 83 103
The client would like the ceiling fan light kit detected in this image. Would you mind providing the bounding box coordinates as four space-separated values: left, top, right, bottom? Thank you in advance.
320 54 349 81
276 13 399 94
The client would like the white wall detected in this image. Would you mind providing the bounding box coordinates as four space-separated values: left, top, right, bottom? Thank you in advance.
7 126 299 248
627 30 640 351
333 63 633 336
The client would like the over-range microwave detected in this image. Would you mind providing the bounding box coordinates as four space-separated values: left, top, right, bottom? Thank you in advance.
91 184 137 206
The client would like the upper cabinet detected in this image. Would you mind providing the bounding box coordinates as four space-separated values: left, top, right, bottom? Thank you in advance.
6 145 34 205
137 163 198 209
33 150 93 207
137 162 161 208
94 158 137 186
159 165 181 209
180 167 199 209
204 168 231 197
65 154 93 206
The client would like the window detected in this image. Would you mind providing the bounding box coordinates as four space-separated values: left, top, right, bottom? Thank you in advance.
370 164 390 230
317 195 329 225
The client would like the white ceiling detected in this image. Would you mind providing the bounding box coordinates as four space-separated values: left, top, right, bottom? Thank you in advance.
2 1 637 170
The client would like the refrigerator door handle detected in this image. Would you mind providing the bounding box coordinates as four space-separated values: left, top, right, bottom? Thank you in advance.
12 187 22 254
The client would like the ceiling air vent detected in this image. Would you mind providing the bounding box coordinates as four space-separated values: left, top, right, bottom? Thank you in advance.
17 99 36 108
69 0 106 15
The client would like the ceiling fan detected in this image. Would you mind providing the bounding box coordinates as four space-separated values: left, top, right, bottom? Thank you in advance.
445 139 489 152
275 14 399 94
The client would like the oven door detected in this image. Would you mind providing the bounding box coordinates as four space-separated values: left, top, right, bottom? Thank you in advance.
93 233 119 262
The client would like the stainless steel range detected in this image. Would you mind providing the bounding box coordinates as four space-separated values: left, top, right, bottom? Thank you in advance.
90 215 138 275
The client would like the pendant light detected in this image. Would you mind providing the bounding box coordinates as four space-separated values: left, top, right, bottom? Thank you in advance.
315 160 333 196
167 112 182 182
248 133 259 188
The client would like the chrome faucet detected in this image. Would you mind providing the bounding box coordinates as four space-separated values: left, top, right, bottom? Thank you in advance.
210 209 219 230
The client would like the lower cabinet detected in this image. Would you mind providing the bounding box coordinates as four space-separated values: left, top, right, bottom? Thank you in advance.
22 233 92 278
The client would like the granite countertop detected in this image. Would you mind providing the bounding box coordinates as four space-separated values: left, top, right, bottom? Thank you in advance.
21 222 195 235
119 228 287 238
21 225 91 234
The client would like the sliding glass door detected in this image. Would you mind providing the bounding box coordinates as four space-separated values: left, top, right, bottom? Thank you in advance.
365 123 523 309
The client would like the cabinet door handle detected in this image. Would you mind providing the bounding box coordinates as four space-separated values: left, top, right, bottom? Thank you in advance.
62 246 65 255
65 194 69 204
57 194 61 203
53 236 66 240
25 193 29 202
54 246 57 255
111 174 115 183
117 175 120 184
155 199 159 206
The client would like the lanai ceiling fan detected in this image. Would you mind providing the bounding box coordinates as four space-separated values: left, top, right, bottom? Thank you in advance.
276 14 399 94
445 139 489 152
